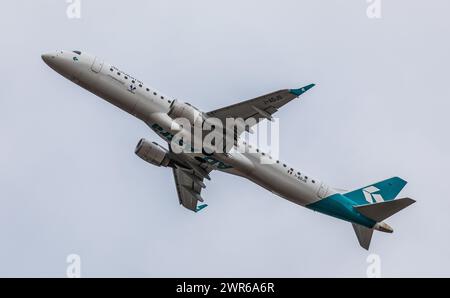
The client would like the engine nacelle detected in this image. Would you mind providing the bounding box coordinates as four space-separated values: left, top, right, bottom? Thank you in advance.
167 100 203 127
135 139 170 167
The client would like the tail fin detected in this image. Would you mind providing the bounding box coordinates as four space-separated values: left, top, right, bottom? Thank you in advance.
352 224 374 250
345 177 414 250
355 197 416 222
344 177 407 205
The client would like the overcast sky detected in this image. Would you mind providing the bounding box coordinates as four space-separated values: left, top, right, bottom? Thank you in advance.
1 0 449 277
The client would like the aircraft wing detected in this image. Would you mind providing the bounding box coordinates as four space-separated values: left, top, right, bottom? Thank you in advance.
167 149 212 212
172 167 209 212
206 84 315 130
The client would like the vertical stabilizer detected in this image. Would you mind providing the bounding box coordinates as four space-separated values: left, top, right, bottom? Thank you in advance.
344 177 407 205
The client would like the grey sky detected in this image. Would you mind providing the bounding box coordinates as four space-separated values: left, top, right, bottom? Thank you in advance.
1 0 449 277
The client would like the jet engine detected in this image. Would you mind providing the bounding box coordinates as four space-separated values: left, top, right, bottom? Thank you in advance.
167 100 203 127
135 138 171 167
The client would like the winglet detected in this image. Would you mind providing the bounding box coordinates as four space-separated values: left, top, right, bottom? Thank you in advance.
195 204 208 213
289 84 316 97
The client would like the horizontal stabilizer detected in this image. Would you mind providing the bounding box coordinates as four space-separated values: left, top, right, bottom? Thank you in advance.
352 223 374 250
355 197 416 222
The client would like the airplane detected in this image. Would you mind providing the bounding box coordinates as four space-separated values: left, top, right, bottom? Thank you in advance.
42 50 415 250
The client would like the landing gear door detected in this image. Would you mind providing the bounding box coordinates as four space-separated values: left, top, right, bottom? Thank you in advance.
317 183 329 199
91 57 103 73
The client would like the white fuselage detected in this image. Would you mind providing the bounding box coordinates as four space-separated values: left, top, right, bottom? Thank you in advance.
42 50 337 207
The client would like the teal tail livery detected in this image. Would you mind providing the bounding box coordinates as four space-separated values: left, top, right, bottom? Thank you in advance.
344 177 415 250
344 177 407 205
307 177 415 250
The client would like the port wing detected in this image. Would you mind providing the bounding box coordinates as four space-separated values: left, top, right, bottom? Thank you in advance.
206 84 315 133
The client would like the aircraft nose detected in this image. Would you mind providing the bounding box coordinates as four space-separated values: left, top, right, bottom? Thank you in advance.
41 53 56 64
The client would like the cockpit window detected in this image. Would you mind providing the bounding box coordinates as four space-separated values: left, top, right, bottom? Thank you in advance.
73 51 82 55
